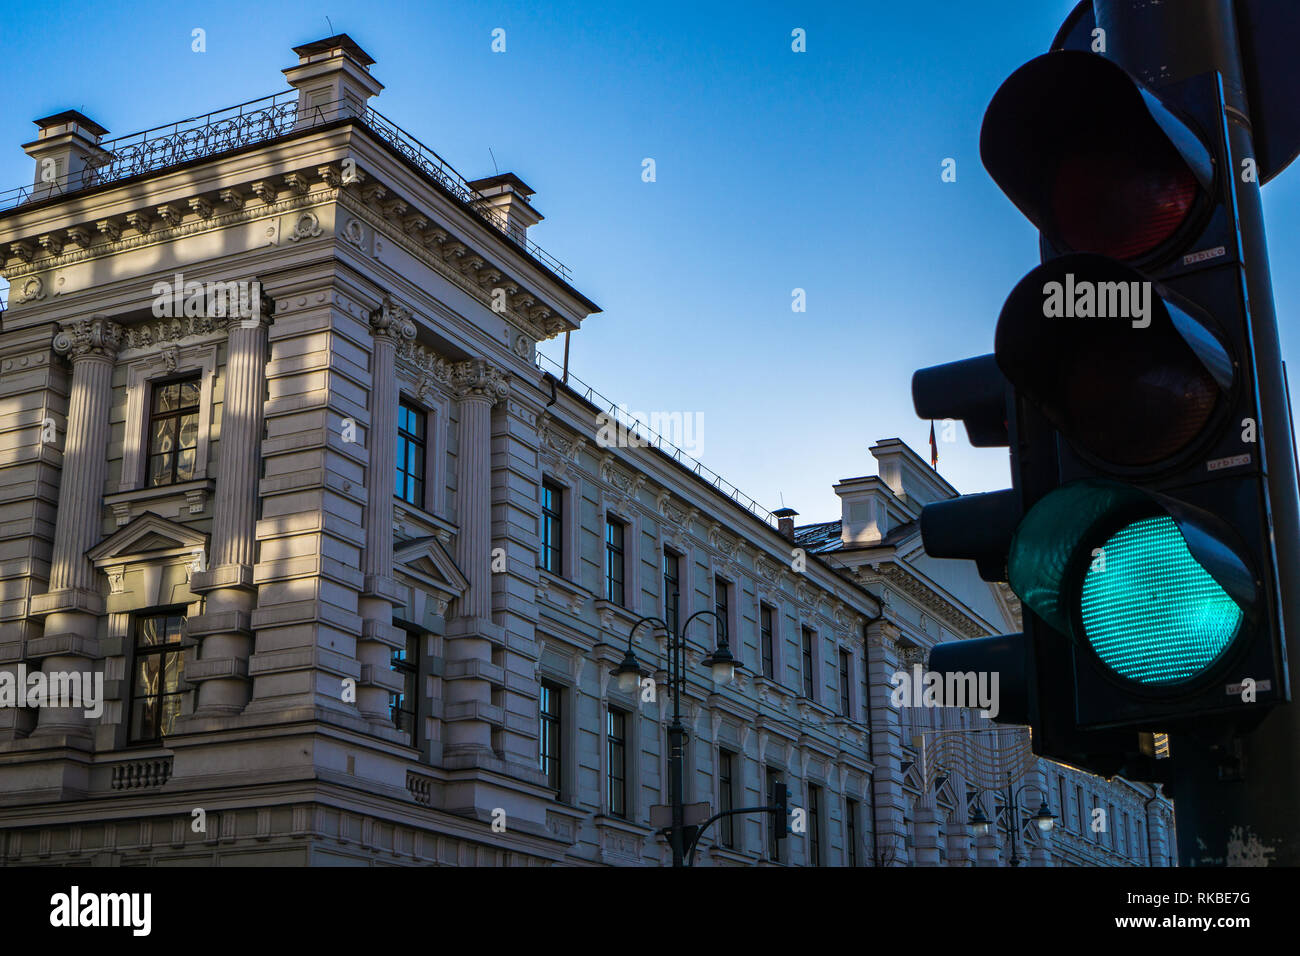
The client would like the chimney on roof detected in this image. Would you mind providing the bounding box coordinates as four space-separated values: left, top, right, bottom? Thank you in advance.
23 111 109 201
773 507 799 543
284 33 384 127
834 477 888 546
468 173 543 245
870 438 953 508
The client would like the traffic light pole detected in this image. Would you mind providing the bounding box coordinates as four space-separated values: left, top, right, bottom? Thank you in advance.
1096 0 1300 867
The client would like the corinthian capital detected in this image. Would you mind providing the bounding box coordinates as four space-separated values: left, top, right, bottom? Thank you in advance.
450 359 509 405
370 296 417 343
52 316 124 361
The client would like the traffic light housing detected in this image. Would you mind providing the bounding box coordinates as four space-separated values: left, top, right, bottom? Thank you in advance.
916 46 1289 776
985 50 1288 732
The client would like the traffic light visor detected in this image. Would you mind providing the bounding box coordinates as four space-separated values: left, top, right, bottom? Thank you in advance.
981 51 1213 264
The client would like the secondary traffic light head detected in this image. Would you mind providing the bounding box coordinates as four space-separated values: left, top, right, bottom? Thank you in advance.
981 50 1215 266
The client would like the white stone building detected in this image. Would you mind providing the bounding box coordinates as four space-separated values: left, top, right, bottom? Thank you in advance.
0 35 1170 866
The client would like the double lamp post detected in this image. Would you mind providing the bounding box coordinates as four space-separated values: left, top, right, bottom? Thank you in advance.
612 609 785 867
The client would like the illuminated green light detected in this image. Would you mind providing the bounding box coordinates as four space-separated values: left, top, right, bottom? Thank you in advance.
1081 515 1242 685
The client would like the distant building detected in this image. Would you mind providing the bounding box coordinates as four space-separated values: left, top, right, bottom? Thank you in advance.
0 35 1170 865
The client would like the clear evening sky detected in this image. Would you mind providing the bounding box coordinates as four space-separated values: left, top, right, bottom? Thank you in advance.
3 1 1297 522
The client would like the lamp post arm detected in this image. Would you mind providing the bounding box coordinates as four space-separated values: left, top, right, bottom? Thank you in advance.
680 609 722 639
684 804 783 867
626 615 669 653
1012 782 1050 804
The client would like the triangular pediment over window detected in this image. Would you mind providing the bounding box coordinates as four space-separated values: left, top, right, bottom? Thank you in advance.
394 535 469 598
88 511 209 566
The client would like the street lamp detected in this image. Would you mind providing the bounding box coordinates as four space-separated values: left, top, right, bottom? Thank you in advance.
611 608 741 867
968 777 1056 866
1033 799 1057 833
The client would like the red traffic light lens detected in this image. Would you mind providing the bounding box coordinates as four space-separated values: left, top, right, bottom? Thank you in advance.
1062 336 1219 465
1052 150 1200 262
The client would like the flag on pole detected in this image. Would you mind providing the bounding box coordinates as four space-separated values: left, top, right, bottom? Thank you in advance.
929 421 938 470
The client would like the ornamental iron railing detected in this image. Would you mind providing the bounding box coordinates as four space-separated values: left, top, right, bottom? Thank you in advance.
535 350 778 528
0 91 571 280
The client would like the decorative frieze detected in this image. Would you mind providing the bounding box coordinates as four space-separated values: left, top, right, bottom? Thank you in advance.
538 412 587 481
871 563 986 639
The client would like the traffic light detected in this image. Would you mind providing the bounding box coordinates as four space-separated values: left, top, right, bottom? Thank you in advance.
982 49 1288 733
916 46 1290 784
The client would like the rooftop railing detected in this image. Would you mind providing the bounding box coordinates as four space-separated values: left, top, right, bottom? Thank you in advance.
0 91 571 281
535 350 778 528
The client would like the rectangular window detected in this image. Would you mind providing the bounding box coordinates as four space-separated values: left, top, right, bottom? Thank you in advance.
663 550 681 635
605 518 625 606
607 708 627 818
1058 776 1070 832
801 627 816 699
146 375 201 487
129 610 187 743
539 682 562 794
760 605 775 679
390 630 420 745
1122 811 1130 855
846 798 860 867
541 480 563 575
395 399 427 507
718 749 736 848
807 783 822 865
838 649 852 716
766 768 782 861
1077 785 1086 835
714 577 730 647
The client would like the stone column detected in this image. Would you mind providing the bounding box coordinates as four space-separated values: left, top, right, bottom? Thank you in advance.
355 297 413 722
28 317 122 737
913 803 943 866
975 828 1002 867
1031 834 1054 867
442 360 508 765
948 791 974 867
185 310 270 717
866 620 908 865
1147 792 1172 866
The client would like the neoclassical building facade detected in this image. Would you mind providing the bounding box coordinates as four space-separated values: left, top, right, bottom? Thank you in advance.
0 35 1170 866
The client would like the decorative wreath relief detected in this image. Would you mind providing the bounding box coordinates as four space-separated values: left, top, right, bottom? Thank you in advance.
288 211 323 242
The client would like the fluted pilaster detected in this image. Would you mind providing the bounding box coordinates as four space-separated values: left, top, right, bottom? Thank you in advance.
28 317 121 738
443 359 508 762
210 317 270 569
48 318 121 594
363 297 414 579
355 297 416 722
183 308 271 718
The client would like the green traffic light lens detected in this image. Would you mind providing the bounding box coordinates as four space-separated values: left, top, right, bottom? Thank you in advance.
1081 515 1243 686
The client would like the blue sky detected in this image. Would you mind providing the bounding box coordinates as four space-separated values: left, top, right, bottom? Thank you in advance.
3 0 1298 523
